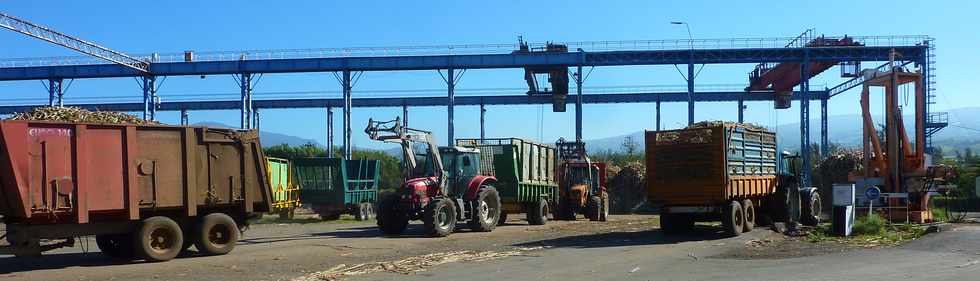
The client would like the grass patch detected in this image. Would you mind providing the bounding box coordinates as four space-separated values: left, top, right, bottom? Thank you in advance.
805 214 927 247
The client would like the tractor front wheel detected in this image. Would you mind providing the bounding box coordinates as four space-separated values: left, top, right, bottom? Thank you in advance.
424 198 457 237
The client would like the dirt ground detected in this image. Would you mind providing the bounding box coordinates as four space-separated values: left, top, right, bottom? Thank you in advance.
0 215 954 281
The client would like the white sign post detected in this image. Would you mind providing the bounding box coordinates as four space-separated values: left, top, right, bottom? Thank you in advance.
865 186 881 217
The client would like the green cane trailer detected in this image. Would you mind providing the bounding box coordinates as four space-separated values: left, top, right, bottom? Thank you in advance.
293 157 380 221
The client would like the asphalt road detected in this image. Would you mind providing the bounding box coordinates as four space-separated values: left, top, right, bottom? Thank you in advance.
352 224 980 281
3 215 979 281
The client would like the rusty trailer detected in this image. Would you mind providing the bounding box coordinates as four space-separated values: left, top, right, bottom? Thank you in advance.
0 121 272 261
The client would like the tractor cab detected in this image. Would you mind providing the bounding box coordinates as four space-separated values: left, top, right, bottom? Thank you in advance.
438 146 483 195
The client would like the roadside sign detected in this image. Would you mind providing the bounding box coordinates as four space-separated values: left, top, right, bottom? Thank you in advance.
865 186 881 201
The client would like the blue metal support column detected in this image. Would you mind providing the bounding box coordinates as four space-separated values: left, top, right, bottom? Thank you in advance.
799 51 812 187
687 61 695 125
180 108 188 125
141 76 157 121
655 100 661 132
575 65 584 141
327 106 334 156
342 70 352 160
820 98 828 157
480 102 486 141
47 79 63 107
402 104 409 128
237 73 253 129
446 67 456 145
737 100 745 123
253 109 260 132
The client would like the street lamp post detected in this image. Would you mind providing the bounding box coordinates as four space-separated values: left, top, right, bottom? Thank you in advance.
671 21 695 125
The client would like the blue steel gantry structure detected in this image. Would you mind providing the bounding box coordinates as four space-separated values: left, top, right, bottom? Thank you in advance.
0 34 944 188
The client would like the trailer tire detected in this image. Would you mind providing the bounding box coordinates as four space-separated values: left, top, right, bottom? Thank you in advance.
356 203 373 221
722 201 744 237
741 199 755 233
96 234 134 258
527 198 549 225
468 186 501 232
586 196 602 221
801 190 822 226
134 216 184 262
424 198 456 237
193 213 239 256
497 212 508 226
377 194 409 235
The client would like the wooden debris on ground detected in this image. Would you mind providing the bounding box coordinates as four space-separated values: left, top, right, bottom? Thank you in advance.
293 250 530 281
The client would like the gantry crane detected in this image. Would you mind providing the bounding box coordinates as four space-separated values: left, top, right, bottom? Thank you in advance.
856 50 931 222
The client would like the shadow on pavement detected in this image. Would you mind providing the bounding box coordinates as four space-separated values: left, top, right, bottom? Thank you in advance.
513 225 732 249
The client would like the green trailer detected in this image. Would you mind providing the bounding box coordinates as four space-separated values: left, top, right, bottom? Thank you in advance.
456 138 558 225
266 157 301 219
293 157 381 221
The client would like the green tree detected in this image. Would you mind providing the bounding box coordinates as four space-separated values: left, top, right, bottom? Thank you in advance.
622 136 638 156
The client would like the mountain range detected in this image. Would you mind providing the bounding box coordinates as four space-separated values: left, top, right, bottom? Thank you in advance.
585 107 980 155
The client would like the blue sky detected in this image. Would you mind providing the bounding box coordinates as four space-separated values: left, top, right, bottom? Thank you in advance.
1 1 977 149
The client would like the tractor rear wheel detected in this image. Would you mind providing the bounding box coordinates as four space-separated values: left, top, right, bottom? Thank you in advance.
599 192 610 222
586 196 602 221
527 198 549 225
722 201 745 237
424 198 457 237
468 186 501 232
802 191 822 226
377 193 408 235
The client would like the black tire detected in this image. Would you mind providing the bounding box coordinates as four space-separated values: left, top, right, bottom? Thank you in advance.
377 193 409 235
355 203 371 221
599 192 610 222
96 234 133 258
660 213 694 235
497 212 509 226
193 213 239 256
722 201 744 237
585 196 602 221
741 199 755 233
278 208 295 220
423 198 457 237
801 190 822 226
527 198 549 225
468 186 501 232
769 182 793 223
557 198 576 220
133 216 184 262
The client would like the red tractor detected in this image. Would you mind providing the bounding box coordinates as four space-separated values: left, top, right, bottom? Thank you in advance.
555 138 609 221
366 118 502 237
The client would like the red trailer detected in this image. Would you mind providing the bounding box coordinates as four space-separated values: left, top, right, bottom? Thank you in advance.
0 121 272 261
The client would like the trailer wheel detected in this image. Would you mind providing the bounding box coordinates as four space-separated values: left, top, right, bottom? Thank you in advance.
741 199 755 233
377 193 409 235
527 198 549 225
356 203 374 221
599 191 610 222
801 190 822 226
468 186 501 232
96 234 133 258
278 208 295 220
134 216 184 262
497 212 508 225
193 213 239 256
722 201 744 237
424 198 456 237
